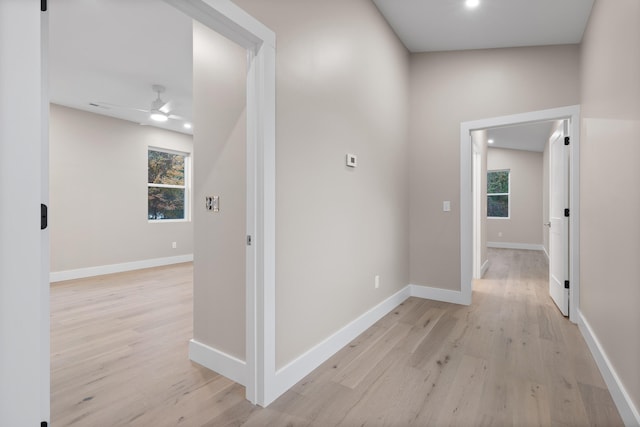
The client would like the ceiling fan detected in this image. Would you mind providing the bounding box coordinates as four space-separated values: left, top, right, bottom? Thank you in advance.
146 84 182 122
92 84 185 123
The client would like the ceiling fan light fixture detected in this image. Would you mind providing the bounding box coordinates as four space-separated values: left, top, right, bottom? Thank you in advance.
150 110 169 122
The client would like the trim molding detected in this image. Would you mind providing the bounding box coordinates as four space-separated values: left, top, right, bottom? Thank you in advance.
542 245 549 261
49 254 194 282
461 105 581 324
578 311 640 427
189 339 247 386
481 259 490 278
487 242 544 251
266 283 471 404
409 284 469 305
270 286 412 402
164 0 276 405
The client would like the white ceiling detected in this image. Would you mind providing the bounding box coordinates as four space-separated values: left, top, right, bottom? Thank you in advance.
49 0 193 135
48 1 594 137
486 121 555 153
372 0 595 53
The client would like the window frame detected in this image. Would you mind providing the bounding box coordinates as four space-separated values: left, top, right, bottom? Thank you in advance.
487 169 510 219
147 147 191 223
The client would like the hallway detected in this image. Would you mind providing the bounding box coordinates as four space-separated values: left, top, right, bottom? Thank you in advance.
239 248 622 426
50 249 623 425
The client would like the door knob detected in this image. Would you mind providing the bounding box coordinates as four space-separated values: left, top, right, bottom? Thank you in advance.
544 222 551 228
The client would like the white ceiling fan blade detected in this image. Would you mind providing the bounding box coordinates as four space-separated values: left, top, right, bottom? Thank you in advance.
159 100 172 114
93 101 148 113
168 113 185 121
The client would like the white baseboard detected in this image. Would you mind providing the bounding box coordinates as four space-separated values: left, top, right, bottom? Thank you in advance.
481 259 490 278
270 286 412 403
578 311 640 427
189 339 247 386
266 283 472 405
487 242 544 251
409 284 469 305
50 254 194 283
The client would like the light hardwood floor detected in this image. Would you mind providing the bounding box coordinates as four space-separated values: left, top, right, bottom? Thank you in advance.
51 249 623 426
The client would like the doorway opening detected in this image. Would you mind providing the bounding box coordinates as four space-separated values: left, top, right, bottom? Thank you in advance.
44 0 275 424
460 106 580 323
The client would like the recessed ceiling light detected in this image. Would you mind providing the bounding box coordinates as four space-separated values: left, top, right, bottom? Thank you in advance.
488 139 494 144
465 0 480 8
183 123 192 130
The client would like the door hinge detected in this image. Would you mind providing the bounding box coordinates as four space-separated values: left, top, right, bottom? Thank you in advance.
246 235 252 246
564 208 570 217
41 204 48 230
564 136 570 145
564 280 570 289
41 0 47 12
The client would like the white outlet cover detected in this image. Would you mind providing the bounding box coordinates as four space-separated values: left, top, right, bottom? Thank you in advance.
346 153 358 168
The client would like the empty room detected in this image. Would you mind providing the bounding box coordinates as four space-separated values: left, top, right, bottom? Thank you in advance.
1 0 638 426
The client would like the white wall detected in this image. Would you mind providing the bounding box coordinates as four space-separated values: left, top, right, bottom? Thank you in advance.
192 22 247 361
409 45 580 290
486 147 543 247
580 0 640 419
233 0 410 369
49 104 193 274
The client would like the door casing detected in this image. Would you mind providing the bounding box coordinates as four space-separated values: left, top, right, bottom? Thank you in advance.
549 125 570 315
0 2 275 425
460 105 580 323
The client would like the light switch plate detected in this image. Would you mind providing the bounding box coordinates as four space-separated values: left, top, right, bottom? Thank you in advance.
346 153 358 168
443 201 451 212
206 196 220 212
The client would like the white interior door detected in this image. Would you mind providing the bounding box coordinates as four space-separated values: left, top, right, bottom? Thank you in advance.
549 125 569 316
472 138 482 279
0 1 50 425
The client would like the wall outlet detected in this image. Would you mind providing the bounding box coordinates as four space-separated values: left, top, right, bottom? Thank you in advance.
374 275 380 289
172 242 177 249
346 153 358 168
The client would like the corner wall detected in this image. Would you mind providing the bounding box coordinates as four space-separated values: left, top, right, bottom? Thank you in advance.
49 104 193 276
409 45 580 290
192 22 247 361
579 0 640 421
233 0 410 369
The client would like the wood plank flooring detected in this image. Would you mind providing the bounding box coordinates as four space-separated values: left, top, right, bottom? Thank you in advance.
51 249 623 426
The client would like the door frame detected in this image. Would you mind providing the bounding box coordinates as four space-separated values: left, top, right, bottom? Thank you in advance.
460 105 580 323
1 2 275 425
0 2 50 425
163 0 276 406
472 136 483 279
548 125 570 315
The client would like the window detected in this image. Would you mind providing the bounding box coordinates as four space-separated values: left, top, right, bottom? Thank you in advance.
148 148 190 221
487 170 509 218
